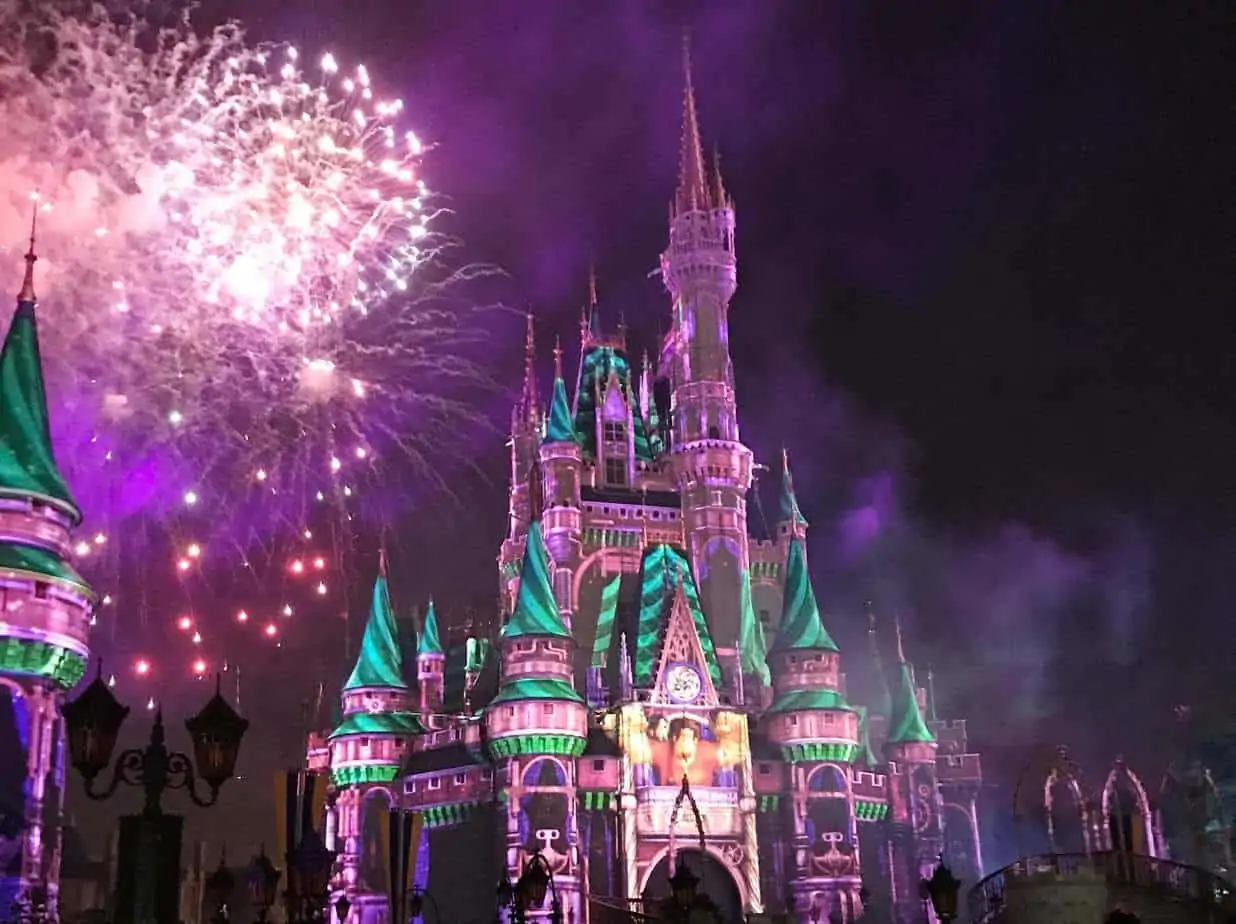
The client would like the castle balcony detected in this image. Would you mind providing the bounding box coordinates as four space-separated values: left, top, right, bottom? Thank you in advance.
936 751 983 786
969 852 1234 924
541 504 581 538
635 785 742 841
0 497 74 557
670 439 753 491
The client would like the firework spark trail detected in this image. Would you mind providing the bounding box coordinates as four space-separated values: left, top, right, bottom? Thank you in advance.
0 0 494 534
0 0 500 688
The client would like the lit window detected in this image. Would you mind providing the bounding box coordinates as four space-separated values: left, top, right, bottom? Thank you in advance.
603 422 626 443
605 458 628 486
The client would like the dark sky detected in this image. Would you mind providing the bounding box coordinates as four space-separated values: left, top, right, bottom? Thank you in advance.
69 0 1235 865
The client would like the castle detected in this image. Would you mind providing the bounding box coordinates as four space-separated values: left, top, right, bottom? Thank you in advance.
308 51 985 924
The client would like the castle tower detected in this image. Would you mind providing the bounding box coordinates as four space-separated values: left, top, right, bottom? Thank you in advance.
416 599 445 726
0 227 95 916
485 489 588 924
500 315 542 609
764 538 864 923
539 341 583 630
328 567 423 924
881 624 942 924
660 42 754 694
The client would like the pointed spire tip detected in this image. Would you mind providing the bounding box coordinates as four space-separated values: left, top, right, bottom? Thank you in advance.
18 201 37 304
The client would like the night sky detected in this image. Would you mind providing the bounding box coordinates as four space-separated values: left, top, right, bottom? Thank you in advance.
67 1 1235 869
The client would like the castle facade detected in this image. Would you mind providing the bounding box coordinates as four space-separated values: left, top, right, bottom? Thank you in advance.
309 53 984 924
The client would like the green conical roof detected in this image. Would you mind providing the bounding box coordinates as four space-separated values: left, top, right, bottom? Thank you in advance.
502 521 569 639
771 539 838 653
738 568 771 686
886 660 935 745
417 599 444 656
543 375 575 444
343 573 408 691
780 450 806 527
0 297 79 523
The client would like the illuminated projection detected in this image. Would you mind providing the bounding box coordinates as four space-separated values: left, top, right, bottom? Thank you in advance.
604 703 747 790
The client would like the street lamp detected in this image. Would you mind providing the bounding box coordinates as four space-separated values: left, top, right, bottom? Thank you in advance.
287 829 336 924
408 886 442 924
203 855 236 924
669 862 699 909
246 849 281 924
62 670 249 814
498 851 562 924
919 857 962 924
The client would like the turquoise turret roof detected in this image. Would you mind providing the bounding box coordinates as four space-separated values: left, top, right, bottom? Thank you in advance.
885 629 935 745
343 573 408 691
330 711 423 738
780 449 806 528
738 568 771 686
0 542 90 595
0 254 80 524
771 539 838 653
543 374 575 445
418 599 444 656
501 521 569 639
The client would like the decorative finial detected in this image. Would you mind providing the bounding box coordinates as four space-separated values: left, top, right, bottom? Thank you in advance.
553 336 563 379
893 614 906 662
378 542 388 575
676 31 709 213
712 144 727 206
18 201 37 304
781 446 790 473
588 265 598 308
866 601 876 634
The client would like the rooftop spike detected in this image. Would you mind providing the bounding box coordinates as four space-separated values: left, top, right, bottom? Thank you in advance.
711 144 727 208
18 203 37 305
588 264 598 308
553 336 563 380
676 33 710 214
780 448 807 533
520 311 539 422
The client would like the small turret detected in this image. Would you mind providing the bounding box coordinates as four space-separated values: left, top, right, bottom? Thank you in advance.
416 599 445 724
485 487 586 759
883 621 935 751
328 568 423 787
764 538 858 762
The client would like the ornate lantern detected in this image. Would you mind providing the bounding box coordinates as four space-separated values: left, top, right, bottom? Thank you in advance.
61 673 130 780
185 677 250 790
246 849 281 918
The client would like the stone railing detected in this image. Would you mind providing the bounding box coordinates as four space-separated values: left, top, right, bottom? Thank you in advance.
968 852 1233 924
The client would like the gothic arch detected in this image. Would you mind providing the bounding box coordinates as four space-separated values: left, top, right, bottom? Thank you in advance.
1044 767 1091 855
571 549 642 608
806 764 849 795
521 757 569 787
638 845 747 919
1101 761 1159 857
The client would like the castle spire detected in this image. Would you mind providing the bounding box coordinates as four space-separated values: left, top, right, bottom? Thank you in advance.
0 212 80 523
867 603 892 718
771 538 838 653
501 493 569 641
588 264 598 309
342 571 408 691
520 311 539 424
543 341 575 446
676 33 710 214
18 203 36 305
780 448 807 535
885 616 934 745
417 598 444 657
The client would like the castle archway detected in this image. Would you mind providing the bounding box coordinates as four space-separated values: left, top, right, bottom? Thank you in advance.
640 848 743 924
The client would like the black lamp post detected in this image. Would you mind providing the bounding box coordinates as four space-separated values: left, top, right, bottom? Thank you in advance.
203 855 235 924
497 851 561 924
919 857 962 924
246 849 281 924
408 886 441 924
286 829 336 924
62 670 249 815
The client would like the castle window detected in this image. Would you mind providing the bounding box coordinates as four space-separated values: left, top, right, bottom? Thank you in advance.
708 426 720 439
542 704 555 716
454 773 467 786
360 737 371 748
593 760 606 772
34 582 48 600
758 764 772 776
481 769 493 781
605 458 628 486
603 422 626 443
427 777 441 791
824 713 835 725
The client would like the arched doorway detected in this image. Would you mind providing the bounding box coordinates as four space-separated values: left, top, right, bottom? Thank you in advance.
641 849 742 924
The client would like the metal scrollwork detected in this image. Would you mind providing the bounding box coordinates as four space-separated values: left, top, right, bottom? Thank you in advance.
83 714 219 814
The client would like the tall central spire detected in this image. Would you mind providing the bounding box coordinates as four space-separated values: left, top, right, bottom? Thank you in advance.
676 34 710 214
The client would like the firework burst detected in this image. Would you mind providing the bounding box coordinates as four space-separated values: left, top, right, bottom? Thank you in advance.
0 0 491 534
0 0 498 687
